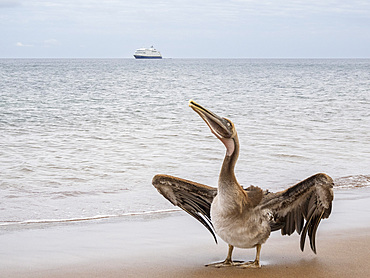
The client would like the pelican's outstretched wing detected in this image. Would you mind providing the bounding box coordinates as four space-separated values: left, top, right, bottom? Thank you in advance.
261 173 334 253
152 174 218 242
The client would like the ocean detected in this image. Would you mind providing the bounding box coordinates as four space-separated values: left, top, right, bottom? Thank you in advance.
0 58 369 229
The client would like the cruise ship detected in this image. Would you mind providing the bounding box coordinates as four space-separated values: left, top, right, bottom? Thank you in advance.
133 46 162 59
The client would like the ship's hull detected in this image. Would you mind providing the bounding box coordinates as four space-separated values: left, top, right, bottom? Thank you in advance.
134 55 162 59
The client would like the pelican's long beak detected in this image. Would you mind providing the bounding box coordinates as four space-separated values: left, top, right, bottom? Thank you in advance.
189 100 235 155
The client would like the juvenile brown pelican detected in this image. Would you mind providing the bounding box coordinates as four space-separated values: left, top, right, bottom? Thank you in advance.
152 100 334 268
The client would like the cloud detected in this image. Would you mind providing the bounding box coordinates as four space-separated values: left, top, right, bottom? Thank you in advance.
15 42 33 47
15 39 59 48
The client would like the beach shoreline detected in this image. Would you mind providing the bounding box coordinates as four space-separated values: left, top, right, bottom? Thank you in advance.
1 188 370 278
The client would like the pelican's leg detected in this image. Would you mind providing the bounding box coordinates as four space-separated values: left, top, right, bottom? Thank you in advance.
237 244 262 269
205 244 243 268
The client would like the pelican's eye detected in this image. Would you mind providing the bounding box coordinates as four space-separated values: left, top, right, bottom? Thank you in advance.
225 119 232 128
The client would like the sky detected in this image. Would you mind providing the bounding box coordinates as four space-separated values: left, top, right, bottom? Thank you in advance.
0 0 369 58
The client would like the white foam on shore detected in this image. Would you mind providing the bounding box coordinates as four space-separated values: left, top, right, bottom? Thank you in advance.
0 208 180 227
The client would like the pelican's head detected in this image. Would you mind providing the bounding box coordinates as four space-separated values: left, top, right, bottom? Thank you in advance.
189 100 237 156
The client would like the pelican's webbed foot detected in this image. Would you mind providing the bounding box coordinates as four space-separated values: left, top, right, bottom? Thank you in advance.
205 259 244 268
237 244 262 269
206 244 244 268
206 244 262 268
236 259 261 269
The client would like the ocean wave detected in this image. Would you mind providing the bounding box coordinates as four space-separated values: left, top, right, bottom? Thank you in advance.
0 208 180 227
334 175 370 189
1 175 369 227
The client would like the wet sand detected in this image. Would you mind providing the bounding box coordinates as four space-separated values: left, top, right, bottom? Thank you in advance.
1 188 370 278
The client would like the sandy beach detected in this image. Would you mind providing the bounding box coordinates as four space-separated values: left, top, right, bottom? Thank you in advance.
1 187 370 278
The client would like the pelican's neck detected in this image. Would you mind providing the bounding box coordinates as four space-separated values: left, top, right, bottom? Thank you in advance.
218 135 240 192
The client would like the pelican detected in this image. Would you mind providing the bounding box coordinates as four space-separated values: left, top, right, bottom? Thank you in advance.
152 100 334 268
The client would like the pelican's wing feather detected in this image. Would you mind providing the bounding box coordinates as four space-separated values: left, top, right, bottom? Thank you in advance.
152 174 218 242
261 173 334 253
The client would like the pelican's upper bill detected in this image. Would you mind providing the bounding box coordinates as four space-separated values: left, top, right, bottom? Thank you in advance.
189 100 235 140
